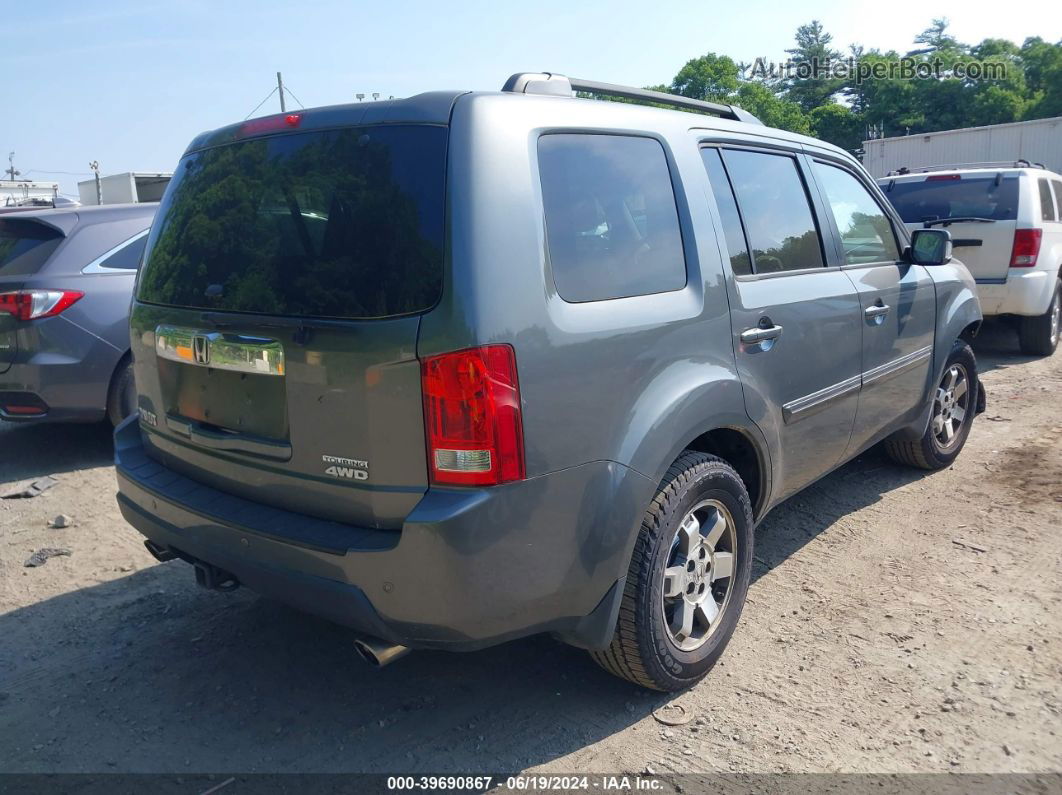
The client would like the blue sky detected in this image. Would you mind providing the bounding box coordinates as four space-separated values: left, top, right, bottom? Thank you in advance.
5 0 1060 197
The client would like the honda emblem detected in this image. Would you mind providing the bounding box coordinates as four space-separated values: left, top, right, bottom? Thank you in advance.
192 334 210 365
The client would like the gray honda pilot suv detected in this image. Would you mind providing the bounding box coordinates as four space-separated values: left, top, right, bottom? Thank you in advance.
115 72 984 691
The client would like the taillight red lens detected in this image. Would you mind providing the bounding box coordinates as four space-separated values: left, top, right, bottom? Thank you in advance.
421 345 525 486
1010 228 1042 267
0 290 84 321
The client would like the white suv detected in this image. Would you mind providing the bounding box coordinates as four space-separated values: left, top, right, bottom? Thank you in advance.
879 162 1062 355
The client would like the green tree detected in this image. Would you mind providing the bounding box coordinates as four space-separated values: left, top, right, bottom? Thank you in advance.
910 18 964 56
809 104 863 152
671 54 741 101
735 82 811 134
1020 37 1062 118
784 20 844 111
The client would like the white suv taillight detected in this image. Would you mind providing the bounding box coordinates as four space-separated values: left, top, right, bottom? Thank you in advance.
1009 229 1043 268
0 290 84 321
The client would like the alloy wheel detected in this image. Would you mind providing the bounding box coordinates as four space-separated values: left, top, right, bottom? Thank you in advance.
1050 289 1060 348
661 499 737 652
932 363 970 451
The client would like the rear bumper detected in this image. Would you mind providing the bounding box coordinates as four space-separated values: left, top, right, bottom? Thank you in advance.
0 318 115 423
977 270 1055 317
114 417 650 651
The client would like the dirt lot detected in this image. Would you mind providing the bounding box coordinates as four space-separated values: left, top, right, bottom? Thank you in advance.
1 320 1059 775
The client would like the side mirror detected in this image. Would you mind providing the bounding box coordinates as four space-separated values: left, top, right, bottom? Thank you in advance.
908 228 953 266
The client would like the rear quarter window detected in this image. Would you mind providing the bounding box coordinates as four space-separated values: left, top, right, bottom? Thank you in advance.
538 133 686 302
1038 178 1057 222
94 232 148 270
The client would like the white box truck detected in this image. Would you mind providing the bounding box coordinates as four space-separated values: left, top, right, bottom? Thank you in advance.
78 172 172 205
862 117 1062 178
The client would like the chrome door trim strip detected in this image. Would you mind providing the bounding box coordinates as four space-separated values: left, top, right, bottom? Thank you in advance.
862 345 932 387
782 345 933 425
155 325 285 376
782 374 861 424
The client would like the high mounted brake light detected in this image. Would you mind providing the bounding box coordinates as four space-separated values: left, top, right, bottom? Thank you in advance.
0 290 84 321
1010 229 1042 268
238 114 302 138
421 345 525 487
926 174 962 181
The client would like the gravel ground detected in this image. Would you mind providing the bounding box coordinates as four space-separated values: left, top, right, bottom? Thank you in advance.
0 319 1059 775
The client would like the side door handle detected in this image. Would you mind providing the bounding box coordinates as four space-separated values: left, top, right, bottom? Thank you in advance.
740 322 784 345
865 303 891 321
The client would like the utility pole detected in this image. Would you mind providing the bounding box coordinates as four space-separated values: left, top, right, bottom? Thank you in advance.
277 72 286 113
89 160 102 205
4 152 20 182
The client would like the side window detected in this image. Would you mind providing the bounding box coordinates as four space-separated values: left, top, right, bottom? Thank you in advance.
1038 178 1056 222
1053 181 1062 222
538 134 686 302
98 232 149 270
812 161 901 265
720 149 825 273
700 148 752 276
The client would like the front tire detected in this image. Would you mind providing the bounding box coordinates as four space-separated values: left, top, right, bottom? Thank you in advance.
1018 277 1060 356
884 341 978 470
590 452 753 691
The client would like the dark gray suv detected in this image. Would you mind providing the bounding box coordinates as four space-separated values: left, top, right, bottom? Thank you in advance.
1 203 156 423
115 73 984 691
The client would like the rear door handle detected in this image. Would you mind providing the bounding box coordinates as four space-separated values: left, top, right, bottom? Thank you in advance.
740 324 784 344
865 304 890 320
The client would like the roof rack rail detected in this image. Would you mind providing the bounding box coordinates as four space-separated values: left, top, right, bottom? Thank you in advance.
886 160 1038 176
501 72 763 125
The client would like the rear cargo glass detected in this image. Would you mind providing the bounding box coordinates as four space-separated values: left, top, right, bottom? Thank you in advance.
0 219 63 276
137 125 446 319
883 175 1019 224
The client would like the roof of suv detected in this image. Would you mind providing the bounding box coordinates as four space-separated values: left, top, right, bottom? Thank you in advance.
880 166 1062 182
5 202 157 236
184 77 855 165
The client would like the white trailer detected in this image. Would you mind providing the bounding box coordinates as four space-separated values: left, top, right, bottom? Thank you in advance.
1 180 60 208
862 117 1062 178
77 172 172 205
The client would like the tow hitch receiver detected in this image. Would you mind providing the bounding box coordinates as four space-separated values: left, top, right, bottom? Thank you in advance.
194 561 240 592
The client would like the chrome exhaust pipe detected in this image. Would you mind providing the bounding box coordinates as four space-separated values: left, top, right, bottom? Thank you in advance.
353 635 410 667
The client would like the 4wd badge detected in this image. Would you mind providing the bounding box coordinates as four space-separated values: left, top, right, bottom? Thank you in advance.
322 455 369 481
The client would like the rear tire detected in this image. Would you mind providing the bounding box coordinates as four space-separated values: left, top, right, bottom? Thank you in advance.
107 358 136 426
590 452 753 692
884 341 978 470
1018 278 1060 356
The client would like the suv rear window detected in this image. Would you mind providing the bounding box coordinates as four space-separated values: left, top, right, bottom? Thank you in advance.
883 175 1019 223
137 125 446 320
0 219 63 276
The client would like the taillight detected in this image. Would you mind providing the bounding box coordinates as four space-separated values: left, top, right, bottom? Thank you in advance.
421 345 525 486
1010 229 1043 268
0 290 84 321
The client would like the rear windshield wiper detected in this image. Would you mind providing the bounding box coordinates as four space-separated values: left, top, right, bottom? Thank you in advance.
921 217 996 228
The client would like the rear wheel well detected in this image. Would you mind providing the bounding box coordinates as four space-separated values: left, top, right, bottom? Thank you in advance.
105 351 134 425
684 428 764 519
